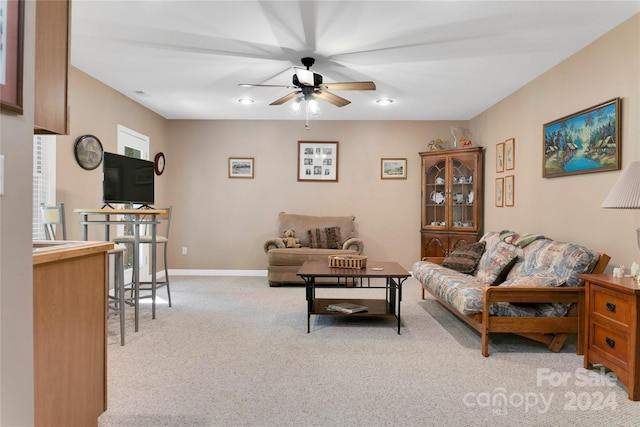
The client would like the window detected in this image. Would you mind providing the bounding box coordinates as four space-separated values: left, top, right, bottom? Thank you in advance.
32 135 57 240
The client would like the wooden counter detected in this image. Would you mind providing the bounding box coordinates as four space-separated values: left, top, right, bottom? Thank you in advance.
33 241 113 427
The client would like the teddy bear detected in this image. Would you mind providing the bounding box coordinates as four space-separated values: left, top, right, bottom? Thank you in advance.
282 229 301 248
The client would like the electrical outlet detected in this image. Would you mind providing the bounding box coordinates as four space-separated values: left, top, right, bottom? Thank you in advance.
182 246 188 255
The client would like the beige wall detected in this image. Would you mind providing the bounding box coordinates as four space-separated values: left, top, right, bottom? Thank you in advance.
0 2 35 425
471 13 639 269
164 120 466 271
56 14 639 274
56 67 169 242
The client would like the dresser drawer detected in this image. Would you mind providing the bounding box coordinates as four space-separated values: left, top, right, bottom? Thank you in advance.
591 285 631 327
590 322 629 369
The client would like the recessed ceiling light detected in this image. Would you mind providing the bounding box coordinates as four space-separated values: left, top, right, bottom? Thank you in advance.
238 98 255 105
376 98 393 106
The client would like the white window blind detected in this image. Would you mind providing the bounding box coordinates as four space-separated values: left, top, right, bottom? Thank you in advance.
32 135 57 240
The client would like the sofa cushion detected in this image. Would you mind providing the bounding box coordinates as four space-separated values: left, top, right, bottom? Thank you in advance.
441 241 486 274
498 274 565 288
506 238 600 287
412 261 486 315
277 212 355 248
474 241 519 285
268 247 358 266
308 226 342 249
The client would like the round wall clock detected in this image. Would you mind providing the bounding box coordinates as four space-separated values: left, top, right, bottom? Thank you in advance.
74 135 103 170
154 152 166 175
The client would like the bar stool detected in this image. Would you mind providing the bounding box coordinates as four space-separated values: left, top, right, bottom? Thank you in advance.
107 244 126 346
113 206 173 323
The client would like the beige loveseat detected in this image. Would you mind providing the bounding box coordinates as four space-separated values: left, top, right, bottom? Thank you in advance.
263 212 365 286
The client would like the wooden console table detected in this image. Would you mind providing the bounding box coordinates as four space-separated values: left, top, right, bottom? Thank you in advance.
581 274 640 401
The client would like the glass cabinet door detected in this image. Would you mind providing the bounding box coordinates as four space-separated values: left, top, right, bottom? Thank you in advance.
423 159 447 228
451 157 476 230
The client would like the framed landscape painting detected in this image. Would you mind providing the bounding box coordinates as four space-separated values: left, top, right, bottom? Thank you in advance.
542 98 620 178
381 158 407 179
228 157 254 178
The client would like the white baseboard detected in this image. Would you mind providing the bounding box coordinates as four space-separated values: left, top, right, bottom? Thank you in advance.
166 269 268 277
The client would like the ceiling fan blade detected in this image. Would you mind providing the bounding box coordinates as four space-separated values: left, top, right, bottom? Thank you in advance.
313 90 351 107
322 82 376 91
238 83 297 89
294 67 316 86
270 91 300 106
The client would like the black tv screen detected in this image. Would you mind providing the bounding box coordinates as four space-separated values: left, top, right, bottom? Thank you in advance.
102 152 154 206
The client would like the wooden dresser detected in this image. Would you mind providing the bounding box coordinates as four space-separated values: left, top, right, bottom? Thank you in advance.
580 274 640 401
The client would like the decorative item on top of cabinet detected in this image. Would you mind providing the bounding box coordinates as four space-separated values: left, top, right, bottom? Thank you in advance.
420 147 484 263
34 0 71 135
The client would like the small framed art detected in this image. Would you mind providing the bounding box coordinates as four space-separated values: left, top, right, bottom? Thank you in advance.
381 158 407 179
496 142 504 173
298 141 338 182
495 178 504 207
505 175 515 207
505 138 515 170
228 157 254 178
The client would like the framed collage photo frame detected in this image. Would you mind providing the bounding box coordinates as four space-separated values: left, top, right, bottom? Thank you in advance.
298 141 338 182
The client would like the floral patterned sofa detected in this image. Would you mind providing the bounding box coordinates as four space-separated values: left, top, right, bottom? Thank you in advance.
412 231 610 356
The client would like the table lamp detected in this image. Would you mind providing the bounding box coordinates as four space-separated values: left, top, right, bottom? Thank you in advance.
601 161 640 279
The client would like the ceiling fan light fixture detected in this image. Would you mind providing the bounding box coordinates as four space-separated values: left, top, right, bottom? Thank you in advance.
308 99 321 116
238 98 255 105
288 95 303 115
376 98 393 106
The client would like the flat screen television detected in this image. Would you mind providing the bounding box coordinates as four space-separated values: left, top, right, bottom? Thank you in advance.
102 152 154 206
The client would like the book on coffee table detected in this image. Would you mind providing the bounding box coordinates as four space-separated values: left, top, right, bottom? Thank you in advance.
326 302 368 314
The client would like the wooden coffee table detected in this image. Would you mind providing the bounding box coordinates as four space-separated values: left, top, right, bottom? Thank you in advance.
297 260 410 334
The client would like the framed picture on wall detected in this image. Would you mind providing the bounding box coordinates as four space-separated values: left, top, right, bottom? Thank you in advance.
495 178 504 207
496 142 504 173
505 138 515 170
381 158 407 179
542 98 620 178
505 175 515 206
228 157 254 178
298 141 339 182
0 0 24 113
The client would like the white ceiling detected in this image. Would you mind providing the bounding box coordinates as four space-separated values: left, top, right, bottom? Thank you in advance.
70 1 640 121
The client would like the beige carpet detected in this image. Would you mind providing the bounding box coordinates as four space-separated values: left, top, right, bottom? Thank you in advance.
99 276 640 426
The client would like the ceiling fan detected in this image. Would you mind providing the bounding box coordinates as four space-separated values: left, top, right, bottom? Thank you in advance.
239 57 376 108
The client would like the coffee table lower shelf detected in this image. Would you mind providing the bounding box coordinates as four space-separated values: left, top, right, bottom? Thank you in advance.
312 298 393 316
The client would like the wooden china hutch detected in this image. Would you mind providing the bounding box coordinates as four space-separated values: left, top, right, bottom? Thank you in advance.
420 147 484 263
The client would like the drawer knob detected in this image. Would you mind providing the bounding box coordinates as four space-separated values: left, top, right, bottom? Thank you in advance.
605 302 616 313
605 337 616 349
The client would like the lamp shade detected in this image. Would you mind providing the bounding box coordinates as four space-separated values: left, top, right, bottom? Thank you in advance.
601 161 640 209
